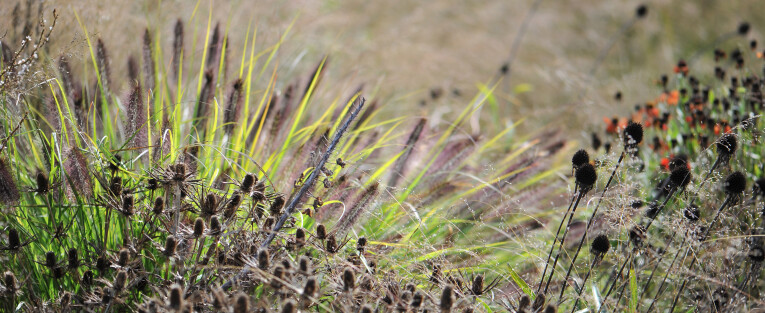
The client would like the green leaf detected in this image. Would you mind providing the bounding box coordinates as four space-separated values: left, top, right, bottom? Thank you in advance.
629 266 638 313
508 265 535 300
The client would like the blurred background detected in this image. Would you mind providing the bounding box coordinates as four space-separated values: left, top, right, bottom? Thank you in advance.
2 0 763 137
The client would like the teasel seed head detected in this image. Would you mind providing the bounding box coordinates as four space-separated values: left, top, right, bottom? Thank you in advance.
67 248 79 269
257 249 270 270
114 270 127 291
471 274 484 296
281 300 297 313
532 293 546 311
572 149 589 169
96 255 110 273
163 235 177 257
518 296 531 309
302 277 317 298
224 193 242 219
295 228 306 246
629 225 646 247
724 171 747 195
193 217 205 238
45 251 57 268
357 237 367 252
716 133 738 160
173 163 187 181
342 267 355 292
233 293 249 313
209 216 222 236
623 121 644 148
669 166 692 188
241 173 256 193
4 271 17 294
440 285 454 312
36 171 49 193
169 284 183 310
122 195 134 216
326 235 338 253
299 256 311 274
7 228 20 250
316 224 327 240
575 163 597 190
270 195 285 217
201 192 218 217
152 197 164 215
118 248 129 267
591 234 611 257
544 304 557 313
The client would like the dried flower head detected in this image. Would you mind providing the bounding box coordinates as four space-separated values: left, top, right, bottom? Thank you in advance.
233 293 249 313
440 285 454 312
575 163 597 189
724 171 747 195
342 267 355 292
670 166 692 188
163 236 177 257
623 121 644 148
168 284 183 310
571 149 589 169
193 217 205 238
591 234 611 257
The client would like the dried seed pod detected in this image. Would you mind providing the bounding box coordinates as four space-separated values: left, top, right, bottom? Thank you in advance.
281 300 297 313
299 256 311 274
575 163 597 189
591 234 611 257
4 271 17 294
114 270 127 291
623 121 643 148
357 237 367 252
316 224 327 240
67 248 79 269
683 204 700 222
270 195 285 216
82 270 94 287
36 171 49 193
271 265 285 289
153 197 164 215
96 255 111 273
724 171 747 195
169 284 183 310
224 193 242 219
209 216 222 236
716 133 738 162
326 235 338 253
544 304 557 313
571 149 589 169
532 293 546 311
471 275 484 296
193 218 205 238
670 166 692 188
295 228 306 246
343 267 355 292
302 277 317 298
163 236 177 257
241 174 256 192
233 293 249 313
122 195 134 216
412 291 423 308
257 249 270 270
45 251 57 268
118 248 129 267
440 285 454 312
7 228 20 250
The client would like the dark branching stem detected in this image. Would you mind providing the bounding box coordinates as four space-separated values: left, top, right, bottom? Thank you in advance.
669 196 734 312
557 151 625 299
221 97 365 290
537 191 578 293
596 249 633 313
567 257 598 312
544 189 588 293
646 235 688 312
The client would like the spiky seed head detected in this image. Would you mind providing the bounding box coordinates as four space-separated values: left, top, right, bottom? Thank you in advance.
724 171 747 195
241 174 256 192
233 293 249 313
122 195 134 216
544 304 557 313
82 270 93 287
518 295 531 309
343 267 355 292
45 251 56 267
471 275 484 296
224 193 242 219
591 234 611 256
96 255 110 273
316 224 327 240
716 133 738 158
164 236 177 257
60 291 72 308
7 228 20 250
173 163 187 181
575 163 597 188
193 218 205 238
635 4 648 18
114 270 127 291
152 197 164 215
738 22 751 35
257 249 270 270
668 155 688 171
357 237 367 252
295 228 306 245
36 171 49 193
299 256 311 273
532 293 546 311
118 248 129 267
623 121 644 148
281 300 297 313
669 166 692 188
571 149 589 169
326 235 338 253
4 271 17 293
169 284 183 310
67 248 79 269
303 277 317 298
210 216 221 235
270 195 285 216
684 204 701 222
440 285 454 312
53 267 66 279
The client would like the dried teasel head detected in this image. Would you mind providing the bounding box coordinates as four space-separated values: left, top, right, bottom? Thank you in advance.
326 235 338 253
299 256 311 274
357 237 367 252
209 216 222 236
168 284 183 310
233 293 249 313
241 173 256 193
440 285 454 312
201 192 218 217
302 277 317 298
295 228 306 246
270 195 285 217
35 171 49 193
224 193 242 219
257 249 270 270
342 267 355 292
193 217 205 238
471 274 484 296
316 224 327 240
7 228 20 250
532 293 546 311
114 270 127 291
67 248 79 269
3 271 17 294
122 195 134 216
152 197 164 215
82 270 94 288
163 236 177 257
45 251 57 268
281 300 297 313
118 248 129 267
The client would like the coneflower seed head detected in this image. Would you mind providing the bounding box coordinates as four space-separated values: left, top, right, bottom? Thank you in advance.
575 163 598 188
724 171 747 195
572 149 589 169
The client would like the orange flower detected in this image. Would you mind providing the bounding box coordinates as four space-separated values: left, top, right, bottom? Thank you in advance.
658 90 679 106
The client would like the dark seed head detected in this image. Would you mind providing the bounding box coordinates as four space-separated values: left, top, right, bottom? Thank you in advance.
118 248 129 267
738 22 751 35
629 225 646 246
152 197 164 215
440 285 454 312
164 236 177 257
270 195 285 216
295 228 306 245
303 277 317 298
343 267 355 291
544 304 557 313
210 216 222 235
316 224 327 240
233 293 249 313
749 246 765 263
669 166 692 188
122 195 134 216
471 275 484 296
357 237 367 252
7 228 20 250
591 234 611 256
326 235 338 253
241 174 256 192
724 171 747 195
257 249 269 270
4 271 17 293
281 300 297 313
716 133 737 159
575 163 597 188
36 171 49 193
683 204 701 222
572 149 589 169
45 251 56 268
635 4 648 18
193 217 205 238
623 121 644 148
519 295 531 309
82 270 93 287
67 248 79 269
114 270 127 291
169 284 183 310
532 293 546 311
